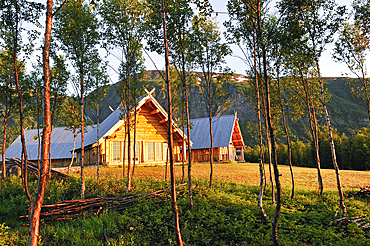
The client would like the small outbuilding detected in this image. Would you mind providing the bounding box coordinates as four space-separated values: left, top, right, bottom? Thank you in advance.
187 113 245 162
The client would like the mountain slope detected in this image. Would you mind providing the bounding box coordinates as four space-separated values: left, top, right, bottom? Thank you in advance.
85 71 368 145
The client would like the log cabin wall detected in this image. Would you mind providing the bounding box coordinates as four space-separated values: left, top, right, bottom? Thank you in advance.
190 146 241 163
76 101 183 167
34 158 72 167
76 146 99 166
50 159 74 167
191 147 223 163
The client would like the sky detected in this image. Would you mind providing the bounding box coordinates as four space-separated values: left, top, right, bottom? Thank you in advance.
143 0 360 78
212 0 358 78
26 0 363 92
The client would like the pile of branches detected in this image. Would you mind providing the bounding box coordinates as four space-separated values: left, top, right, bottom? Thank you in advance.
348 186 370 198
20 189 169 223
329 214 370 230
8 157 70 179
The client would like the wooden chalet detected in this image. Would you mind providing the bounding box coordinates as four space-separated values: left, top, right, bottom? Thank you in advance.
186 113 245 162
75 89 190 166
2 90 245 174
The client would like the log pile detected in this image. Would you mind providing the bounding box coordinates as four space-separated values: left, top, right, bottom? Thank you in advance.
8 157 70 179
329 215 370 229
328 186 370 230
20 189 169 222
348 186 370 198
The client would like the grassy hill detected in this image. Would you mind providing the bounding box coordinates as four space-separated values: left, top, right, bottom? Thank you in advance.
324 77 368 135
86 71 369 145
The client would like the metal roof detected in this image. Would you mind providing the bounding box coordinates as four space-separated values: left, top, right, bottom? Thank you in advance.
2 126 94 161
77 107 125 149
186 114 236 149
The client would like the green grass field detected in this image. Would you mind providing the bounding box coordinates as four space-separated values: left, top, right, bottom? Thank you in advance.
1 162 370 245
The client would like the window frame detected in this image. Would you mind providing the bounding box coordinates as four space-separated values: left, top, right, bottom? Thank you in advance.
147 142 155 161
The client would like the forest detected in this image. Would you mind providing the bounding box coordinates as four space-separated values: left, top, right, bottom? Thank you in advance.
1 0 370 245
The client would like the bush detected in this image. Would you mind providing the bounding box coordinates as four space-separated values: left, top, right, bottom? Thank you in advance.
0 223 10 246
244 145 260 163
245 126 370 171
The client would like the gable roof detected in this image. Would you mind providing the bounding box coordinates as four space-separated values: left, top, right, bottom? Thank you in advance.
187 114 241 150
3 126 94 161
78 88 189 149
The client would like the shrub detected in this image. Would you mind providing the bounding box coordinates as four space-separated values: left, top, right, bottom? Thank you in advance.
0 223 10 246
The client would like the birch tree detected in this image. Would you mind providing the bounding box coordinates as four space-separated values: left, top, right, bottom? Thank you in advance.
27 64 43 169
0 0 43 209
54 0 100 198
61 95 81 173
146 0 195 206
254 0 282 243
269 20 296 200
49 54 69 127
280 0 346 214
100 0 146 192
86 62 109 179
286 47 324 195
225 0 268 216
28 0 53 244
159 0 184 243
0 51 17 180
190 13 232 189
333 22 370 121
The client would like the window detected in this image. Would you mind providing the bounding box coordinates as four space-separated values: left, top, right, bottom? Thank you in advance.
147 142 154 161
163 143 168 160
112 142 120 161
121 142 140 162
92 146 98 156
146 142 167 162
133 142 140 161
155 142 163 161
220 147 227 155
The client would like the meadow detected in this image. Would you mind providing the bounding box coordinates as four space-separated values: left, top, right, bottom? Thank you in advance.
84 162 370 192
1 162 370 245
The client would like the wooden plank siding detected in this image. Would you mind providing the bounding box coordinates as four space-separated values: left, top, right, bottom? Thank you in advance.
232 118 245 162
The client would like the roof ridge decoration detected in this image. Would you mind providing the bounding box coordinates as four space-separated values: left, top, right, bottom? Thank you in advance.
95 89 152 145
143 87 189 142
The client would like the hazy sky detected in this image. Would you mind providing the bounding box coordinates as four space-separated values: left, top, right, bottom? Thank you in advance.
27 0 364 91
144 0 361 78
206 0 357 78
